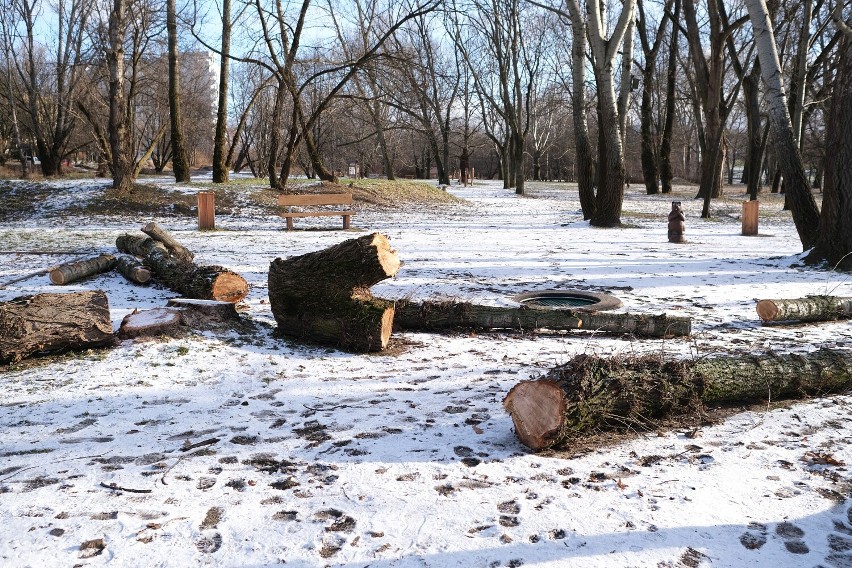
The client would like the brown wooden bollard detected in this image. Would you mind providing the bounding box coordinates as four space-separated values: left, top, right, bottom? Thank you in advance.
742 200 759 236
667 201 685 243
198 191 215 230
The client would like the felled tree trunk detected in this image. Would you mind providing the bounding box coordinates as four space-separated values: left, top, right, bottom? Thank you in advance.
504 349 852 451
391 300 691 338
757 296 852 322
115 254 151 284
268 233 400 352
49 254 116 285
0 290 115 363
141 222 193 262
116 234 248 302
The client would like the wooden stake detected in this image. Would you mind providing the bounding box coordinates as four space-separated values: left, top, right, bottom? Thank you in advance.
742 200 759 235
198 191 215 230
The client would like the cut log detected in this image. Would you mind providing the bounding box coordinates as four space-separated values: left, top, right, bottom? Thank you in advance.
390 300 691 338
118 308 184 339
268 233 400 352
166 298 240 328
116 234 248 303
757 296 852 322
141 222 194 262
49 254 116 285
115 254 151 284
504 349 852 451
0 290 114 363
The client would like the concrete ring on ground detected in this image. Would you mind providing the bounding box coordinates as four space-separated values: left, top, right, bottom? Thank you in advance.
511 289 623 312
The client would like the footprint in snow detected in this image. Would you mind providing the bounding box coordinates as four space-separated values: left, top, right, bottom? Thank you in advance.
195 531 222 554
820 505 852 568
775 521 809 554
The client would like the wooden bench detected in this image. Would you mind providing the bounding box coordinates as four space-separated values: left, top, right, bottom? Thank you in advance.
278 193 354 231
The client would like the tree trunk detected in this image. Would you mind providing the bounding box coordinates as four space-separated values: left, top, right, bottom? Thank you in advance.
115 254 152 284
49 254 117 285
116 235 248 302
504 349 852 450
390 300 690 338
141 222 193 262
167 0 191 182
267 233 401 352
107 0 133 193
756 296 852 322
744 0 821 249
212 0 231 183
0 290 114 363
807 34 852 269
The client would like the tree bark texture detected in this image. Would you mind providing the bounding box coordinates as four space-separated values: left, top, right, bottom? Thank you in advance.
390 300 690 338
107 0 133 193
167 0 191 182
115 254 151 284
268 233 401 352
659 0 681 194
116 235 248 302
212 0 231 183
0 290 114 363
504 349 852 450
49 254 116 285
756 296 852 322
808 34 852 270
744 0 820 249
141 222 193 262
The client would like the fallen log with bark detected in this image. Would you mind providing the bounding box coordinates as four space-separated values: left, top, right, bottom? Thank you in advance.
0 290 114 363
268 233 400 352
49 254 116 285
390 300 691 338
115 254 151 284
141 222 194 262
116 234 248 302
757 296 852 323
504 349 852 451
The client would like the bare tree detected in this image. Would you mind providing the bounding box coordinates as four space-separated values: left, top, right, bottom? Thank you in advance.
744 0 820 249
806 2 852 267
167 0 191 181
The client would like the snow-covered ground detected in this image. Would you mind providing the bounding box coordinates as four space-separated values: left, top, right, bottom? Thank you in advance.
1 178 851 567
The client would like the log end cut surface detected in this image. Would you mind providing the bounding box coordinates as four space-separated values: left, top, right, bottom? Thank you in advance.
503 380 567 450
756 300 779 321
371 233 402 278
210 273 249 303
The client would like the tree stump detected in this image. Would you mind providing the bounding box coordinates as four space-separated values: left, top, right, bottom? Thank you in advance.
0 291 114 363
268 233 400 352
166 298 240 329
118 308 184 339
116 234 248 302
504 350 852 451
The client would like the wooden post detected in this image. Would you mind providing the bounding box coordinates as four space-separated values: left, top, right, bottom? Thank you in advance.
742 200 759 235
198 191 215 230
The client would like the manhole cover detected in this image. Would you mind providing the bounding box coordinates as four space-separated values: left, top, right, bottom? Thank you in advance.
511 290 622 312
519 295 598 308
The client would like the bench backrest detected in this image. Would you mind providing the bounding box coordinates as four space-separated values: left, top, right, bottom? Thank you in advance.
278 193 352 207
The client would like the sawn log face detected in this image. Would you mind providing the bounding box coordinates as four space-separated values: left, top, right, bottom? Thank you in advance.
0 290 114 363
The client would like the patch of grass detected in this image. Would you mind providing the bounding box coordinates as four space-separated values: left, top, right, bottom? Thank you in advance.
0 181 53 222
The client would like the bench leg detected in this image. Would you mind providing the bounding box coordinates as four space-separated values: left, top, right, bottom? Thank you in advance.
286 217 294 231
342 215 350 230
